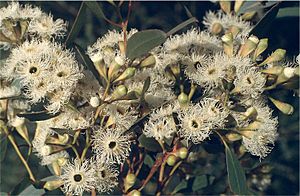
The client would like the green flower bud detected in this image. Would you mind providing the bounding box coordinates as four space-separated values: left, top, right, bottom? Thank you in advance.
241 11 256 21
111 85 128 99
167 154 177 166
211 22 223 35
260 66 283 75
140 55 156 68
129 190 141 196
178 92 189 105
259 49 286 66
226 133 242 142
43 180 64 191
243 107 258 121
238 35 259 57
227 25 240 37
219 1 231 14
269 97 294 115
221 33 233 56
253 38 268 60
114 67 136 83
125 173 136 186
234 1 244 13
177 147 188 159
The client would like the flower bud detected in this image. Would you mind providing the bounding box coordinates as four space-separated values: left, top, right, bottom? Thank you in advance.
90 96 100 108
166 154 177 166
125 173 136 192
234 1 244 13
238 35 259 57
43 180 64 191
111 85 128 99
259 49 286 66
227 25 240 37
219 1 231 14
129 190 141 196
140 55 156 68
222 33 233 56
40 145 52 156
91 55 107 79
226 133 242 141
178 92 189 105
253 38 268 60
57 157 68 167
52 161 62 176
241 11 256 21
260 66 283 75
276 67 296 84
269 97 294 115
211 22 223 35
108 61 121 80
177 147 188 159
11 116 25 127
243 107 258 121
118 41 125 54
114 67 136 83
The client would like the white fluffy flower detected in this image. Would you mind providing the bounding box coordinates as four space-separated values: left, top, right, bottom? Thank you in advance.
178 98 228 144
60 158 96 195
92 129 132 164
92 159 119 193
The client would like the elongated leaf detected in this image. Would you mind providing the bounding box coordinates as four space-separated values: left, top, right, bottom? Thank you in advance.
166 17 198 36
126 29 167 59
192 175 208 192
17 111 59 121
172 180 187 194
144 154 154 168
225 144 248 195
18 176 58 196
276 7 299 18
138 134 162 152
85 1 107 21
0 136 7 162
238 1 277 14
74 43 103 85
65 3 87 46
250 2 281 37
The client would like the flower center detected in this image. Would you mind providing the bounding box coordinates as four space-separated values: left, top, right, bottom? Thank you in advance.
108 141 117 149
100 170 106 178
57 71 67 77
73 174 82 182
191 120 198 128
208 69 216 75
29 66 38 74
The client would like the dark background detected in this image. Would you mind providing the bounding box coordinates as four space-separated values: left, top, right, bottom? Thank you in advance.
0 1 299 195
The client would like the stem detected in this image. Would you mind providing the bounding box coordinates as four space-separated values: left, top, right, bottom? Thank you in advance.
3 127 36 182
81 130 91 162
163 160 183 190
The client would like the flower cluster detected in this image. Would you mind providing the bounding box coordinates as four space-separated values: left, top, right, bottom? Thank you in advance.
0 1 298 195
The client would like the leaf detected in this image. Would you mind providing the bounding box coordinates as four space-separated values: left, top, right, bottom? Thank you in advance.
85 1 107 21
126 29 167 59
65 3 87 46
17 111 59 121
276 7 299 18
74 43 103 85
18 176 58 196
250 2 281 37
144 154 154 168
225 144 248 195
166 17 198 36
138 134 162 152
171 180 187 194
0 136 7 162
238 1 277 14
192 175 208 192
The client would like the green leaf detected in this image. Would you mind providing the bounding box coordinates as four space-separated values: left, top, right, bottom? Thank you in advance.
276 7 299 18
18 176 58 196
171 180 187 194
166 17 198 36
238 1 277 14
250 2 281 37
17 111 59 121
65 3 87 46
144 154 154 168
74 43 103 85
138 134 162 152
225 144 248 195
192 175 208 192
0 136 7 162
126 29 167 59
85 1 107 21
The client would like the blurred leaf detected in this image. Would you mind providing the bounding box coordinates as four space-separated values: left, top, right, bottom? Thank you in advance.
65 3 87 46
172 180 187 194
138 134 162 152
85 1 107 21
192 175 208 192
0 192 8 196
74 43 103 85
17 111 59 122
126 29 167 59
18 176 58 196
0 136 7 162
144 154 154 168
166 17 198 36
225 144 248 195
250 2 281 37
238 1 277 14
276 7 299 18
